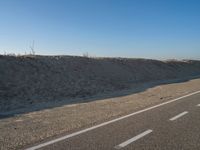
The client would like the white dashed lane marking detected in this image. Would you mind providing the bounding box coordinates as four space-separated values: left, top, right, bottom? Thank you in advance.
169 111 188 121
115 130 153 149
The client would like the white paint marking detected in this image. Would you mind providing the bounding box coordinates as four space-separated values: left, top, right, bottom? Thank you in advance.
115 130 153 149
169 111 188 121
197 104 200 107
26 90 200 150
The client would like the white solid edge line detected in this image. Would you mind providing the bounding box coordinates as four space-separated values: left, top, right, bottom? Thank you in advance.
115 129 153 149
26 90 200 150
197 104 200 107
169 111 188 121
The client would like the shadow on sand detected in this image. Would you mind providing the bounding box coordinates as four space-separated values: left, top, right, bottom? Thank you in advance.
0 76 200 119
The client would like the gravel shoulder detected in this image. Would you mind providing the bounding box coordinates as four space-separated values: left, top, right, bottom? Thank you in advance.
1 78 200 150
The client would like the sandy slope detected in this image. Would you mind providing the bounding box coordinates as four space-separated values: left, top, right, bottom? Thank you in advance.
0 55 200 112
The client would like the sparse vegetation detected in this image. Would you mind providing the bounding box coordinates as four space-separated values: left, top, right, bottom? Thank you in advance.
2 50 36 57
82 52 89 58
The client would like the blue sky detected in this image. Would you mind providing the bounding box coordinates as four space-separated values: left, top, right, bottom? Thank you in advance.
0 0 200 59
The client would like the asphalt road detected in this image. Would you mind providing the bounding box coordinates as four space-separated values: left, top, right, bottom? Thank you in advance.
25 91 200 150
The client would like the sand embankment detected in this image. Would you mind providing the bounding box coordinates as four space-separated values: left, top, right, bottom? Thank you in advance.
0 55 200 112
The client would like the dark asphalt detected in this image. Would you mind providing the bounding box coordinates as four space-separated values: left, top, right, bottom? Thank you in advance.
26 92 200 150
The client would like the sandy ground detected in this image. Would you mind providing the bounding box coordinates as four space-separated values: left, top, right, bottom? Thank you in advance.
0 78 200 150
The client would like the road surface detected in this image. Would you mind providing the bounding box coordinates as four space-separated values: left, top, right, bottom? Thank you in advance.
25 91 200 150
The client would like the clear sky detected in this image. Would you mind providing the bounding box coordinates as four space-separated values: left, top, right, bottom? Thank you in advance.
0 0 200 59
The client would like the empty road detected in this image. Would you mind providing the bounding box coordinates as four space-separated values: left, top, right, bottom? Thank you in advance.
25 91 200 150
